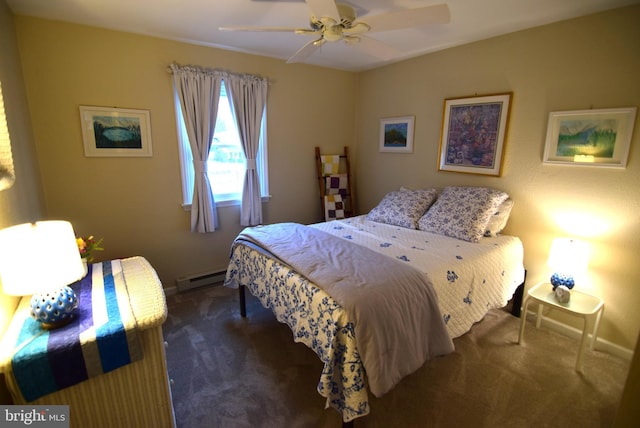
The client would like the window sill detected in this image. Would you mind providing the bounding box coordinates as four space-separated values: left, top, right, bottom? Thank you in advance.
181 195 271 211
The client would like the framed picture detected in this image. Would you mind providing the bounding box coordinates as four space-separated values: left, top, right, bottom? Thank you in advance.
438 93 512 176
379 116 414 153
543 107 636 168
79 106 153 157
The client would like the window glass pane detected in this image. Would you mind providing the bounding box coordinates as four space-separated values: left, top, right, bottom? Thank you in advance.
208 82 245 201
174 96 194 204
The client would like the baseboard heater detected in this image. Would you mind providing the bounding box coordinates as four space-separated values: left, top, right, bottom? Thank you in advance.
175 269 227 292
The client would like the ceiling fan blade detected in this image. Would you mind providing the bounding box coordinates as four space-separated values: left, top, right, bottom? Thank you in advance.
287 38 325 63
305 0 340 22
354 35 403 61
219 26 303 33
364 4 450 33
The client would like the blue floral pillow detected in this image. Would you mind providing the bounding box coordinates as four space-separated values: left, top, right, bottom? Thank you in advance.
366 188 438 229
418 186 509 242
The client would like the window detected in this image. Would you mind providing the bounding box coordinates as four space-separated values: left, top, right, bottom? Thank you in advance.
175 81 269 207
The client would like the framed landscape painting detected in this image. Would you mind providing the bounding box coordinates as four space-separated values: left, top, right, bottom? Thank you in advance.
438 93 512 176
543 107 636 168
379 116 414 153
80 106 153 157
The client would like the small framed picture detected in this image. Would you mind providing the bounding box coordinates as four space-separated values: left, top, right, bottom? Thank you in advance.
79 106 153 157
543 107 636 168
438 93 512 176
379 116 415 153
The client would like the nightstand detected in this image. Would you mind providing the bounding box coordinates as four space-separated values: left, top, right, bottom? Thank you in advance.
518 282 604 372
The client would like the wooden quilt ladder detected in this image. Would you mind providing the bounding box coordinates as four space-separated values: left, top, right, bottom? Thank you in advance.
315 146 356 221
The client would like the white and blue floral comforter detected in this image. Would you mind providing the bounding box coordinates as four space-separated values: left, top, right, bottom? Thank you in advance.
224 216 525 422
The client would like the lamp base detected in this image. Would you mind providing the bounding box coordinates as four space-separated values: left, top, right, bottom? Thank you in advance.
30 286 79 329
550 273 575 290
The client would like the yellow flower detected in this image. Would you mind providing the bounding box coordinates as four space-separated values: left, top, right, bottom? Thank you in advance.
76 237 87 251
76 235 104 262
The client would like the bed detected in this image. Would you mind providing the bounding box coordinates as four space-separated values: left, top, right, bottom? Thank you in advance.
224 186 525 424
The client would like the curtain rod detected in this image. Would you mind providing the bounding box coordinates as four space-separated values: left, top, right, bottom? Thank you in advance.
166 62 272 84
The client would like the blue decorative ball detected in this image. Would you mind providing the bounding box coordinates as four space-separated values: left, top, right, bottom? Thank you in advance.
550 273 575 290
30 286 79 328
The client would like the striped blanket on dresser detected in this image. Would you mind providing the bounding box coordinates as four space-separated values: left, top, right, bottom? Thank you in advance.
6 259 142 402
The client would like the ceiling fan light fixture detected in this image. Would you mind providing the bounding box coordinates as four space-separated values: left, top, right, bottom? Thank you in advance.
318 16 338 28
323 24 344 42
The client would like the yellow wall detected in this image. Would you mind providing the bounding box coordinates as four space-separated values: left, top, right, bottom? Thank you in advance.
12 16 356 292
355 5 640 350
615 329 640 426
0 4 44 229
6 4 639 352
0 0 44 336
0 0 45 403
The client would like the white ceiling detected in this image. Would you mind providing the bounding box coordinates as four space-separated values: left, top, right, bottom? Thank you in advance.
6 0 639 72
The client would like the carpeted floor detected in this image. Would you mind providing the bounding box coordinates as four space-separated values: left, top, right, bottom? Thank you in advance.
163 285 630 428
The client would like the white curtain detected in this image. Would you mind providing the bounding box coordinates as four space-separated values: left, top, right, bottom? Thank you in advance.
226 74 268 226
171 63 221 233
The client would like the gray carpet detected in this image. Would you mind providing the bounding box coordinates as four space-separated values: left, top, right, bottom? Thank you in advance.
163 285 629 428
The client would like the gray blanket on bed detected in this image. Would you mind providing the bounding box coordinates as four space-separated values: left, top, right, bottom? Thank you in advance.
236 222 454 396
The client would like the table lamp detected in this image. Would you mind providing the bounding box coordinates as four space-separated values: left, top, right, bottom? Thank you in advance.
547 237 590 291
0 221 85 329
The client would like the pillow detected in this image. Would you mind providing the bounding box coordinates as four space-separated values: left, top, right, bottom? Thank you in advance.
400 186 438 201
418 186 509 242
366 188 438 229
484 198 514 237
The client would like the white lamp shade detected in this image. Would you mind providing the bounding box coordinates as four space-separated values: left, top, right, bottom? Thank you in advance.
0 221 84 296
548 238 590 275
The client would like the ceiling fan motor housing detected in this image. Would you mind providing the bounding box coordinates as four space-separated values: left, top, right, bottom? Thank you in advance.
309 3 362 42
310 3 356 29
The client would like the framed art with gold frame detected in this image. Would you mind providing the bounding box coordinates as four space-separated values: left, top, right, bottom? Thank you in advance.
438 93 512 176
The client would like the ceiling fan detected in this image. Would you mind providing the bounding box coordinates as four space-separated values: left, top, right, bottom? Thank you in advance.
219 0 450 64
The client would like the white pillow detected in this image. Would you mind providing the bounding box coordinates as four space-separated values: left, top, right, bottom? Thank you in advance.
418 186 509 242
366 188 438 229
484 198 514 237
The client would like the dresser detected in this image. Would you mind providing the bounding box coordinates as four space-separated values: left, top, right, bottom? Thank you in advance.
0 256 176 428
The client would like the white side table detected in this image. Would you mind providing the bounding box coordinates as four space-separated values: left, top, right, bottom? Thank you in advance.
518 282 604 372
